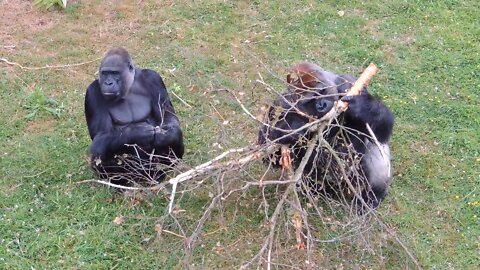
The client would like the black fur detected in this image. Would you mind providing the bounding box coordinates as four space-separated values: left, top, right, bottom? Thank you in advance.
259 63 394 211
85 48 184 184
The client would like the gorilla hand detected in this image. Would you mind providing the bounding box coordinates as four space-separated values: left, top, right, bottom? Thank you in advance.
122 123 156 147
341 94 371 122
90 137 109 160
154 125 170 135
155 125 173 138
153 125 175 146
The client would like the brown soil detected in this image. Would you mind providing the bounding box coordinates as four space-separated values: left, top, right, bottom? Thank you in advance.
0 1 61 50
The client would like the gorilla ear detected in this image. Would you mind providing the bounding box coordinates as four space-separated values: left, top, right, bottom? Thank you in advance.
128 62 134 71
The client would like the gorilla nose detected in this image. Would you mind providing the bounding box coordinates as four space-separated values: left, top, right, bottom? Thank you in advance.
105 81 113 86
316 99 334 114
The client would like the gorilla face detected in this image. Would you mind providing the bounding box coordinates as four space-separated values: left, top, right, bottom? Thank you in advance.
285 62 341 119
315 97 334 115
311 82 337 117
99 51 135 101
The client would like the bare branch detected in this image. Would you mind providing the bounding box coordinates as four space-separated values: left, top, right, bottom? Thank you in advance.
170 90 193 109
0 57 102 70
77 61 419 269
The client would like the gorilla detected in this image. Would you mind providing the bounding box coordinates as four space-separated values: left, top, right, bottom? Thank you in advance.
85 48 184 184
258 62 394 211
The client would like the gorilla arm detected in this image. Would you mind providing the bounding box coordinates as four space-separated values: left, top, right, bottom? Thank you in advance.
145 70 185 158
342 94 394 144
336 64 393 144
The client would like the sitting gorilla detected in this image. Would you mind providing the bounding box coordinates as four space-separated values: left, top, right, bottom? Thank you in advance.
85 48 184 184
258 62 394 211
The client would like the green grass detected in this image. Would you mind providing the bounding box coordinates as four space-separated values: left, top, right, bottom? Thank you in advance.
1 0 479 269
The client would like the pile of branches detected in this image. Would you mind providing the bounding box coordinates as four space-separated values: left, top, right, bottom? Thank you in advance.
83 64 420 269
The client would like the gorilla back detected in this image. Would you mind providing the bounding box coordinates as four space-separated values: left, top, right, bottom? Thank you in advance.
85 48 184 185
258 62 394 211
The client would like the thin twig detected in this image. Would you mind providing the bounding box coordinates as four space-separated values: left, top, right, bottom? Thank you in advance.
166 147 251 213
170 90 193 108
222 180 297 200
162 229 186 239
77 179 146 190
24 169 49 179
366 123 391 176
240 184 293 270
0 57 101 70
185 189 223 250
374 214 422 270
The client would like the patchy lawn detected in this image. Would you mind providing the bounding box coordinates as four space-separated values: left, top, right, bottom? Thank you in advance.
0 0 478 269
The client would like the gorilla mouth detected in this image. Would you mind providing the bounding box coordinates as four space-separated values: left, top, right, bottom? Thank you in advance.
102 92 121 100
103 92 120 97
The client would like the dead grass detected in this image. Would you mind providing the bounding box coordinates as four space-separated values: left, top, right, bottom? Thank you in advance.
0 1 60 46
24 118 55 134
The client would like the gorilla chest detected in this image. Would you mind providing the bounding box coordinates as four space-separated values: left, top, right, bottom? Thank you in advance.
108 94 152 125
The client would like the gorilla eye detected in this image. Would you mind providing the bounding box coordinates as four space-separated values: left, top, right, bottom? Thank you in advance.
101 71 120 76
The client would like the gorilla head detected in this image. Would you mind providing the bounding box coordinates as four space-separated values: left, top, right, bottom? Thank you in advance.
98 48 135 101
286 62 363 118
285 62 342 117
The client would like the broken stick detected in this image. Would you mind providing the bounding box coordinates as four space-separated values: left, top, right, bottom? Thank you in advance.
337 63 379 112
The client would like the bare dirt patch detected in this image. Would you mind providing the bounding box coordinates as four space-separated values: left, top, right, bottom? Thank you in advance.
24 118 55 135
0 1 61 49
0 1 147 69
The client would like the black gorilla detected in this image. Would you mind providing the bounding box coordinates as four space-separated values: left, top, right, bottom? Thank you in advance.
85 48 184 184
258 62 394 211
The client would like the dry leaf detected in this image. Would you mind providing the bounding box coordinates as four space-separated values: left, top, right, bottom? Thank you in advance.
280 146 292 170
113 216 124 225
172 209 186 214
293 211 305 250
